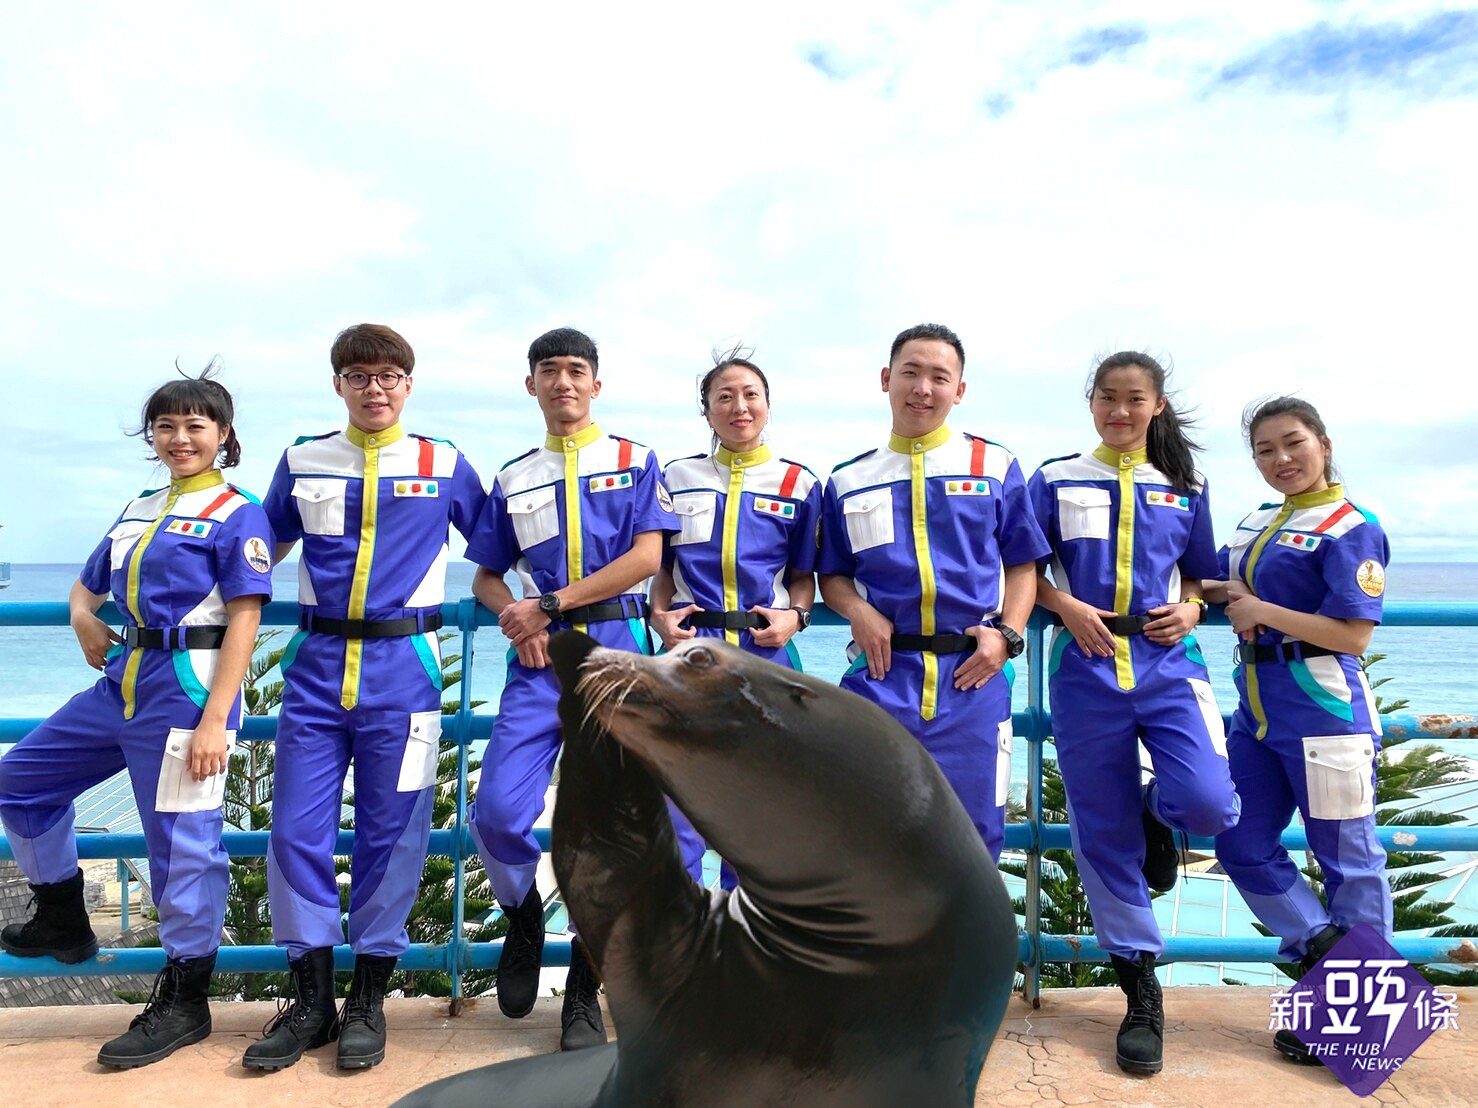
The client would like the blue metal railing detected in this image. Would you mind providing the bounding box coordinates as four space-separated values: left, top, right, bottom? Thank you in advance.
2 599 1475 1003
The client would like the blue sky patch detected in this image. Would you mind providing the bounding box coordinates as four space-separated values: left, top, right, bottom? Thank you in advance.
1066 24 1148 67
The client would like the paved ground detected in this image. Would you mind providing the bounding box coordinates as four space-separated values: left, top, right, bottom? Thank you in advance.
0 986 1470 1106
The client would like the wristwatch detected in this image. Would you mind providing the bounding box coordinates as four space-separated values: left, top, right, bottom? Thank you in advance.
1184 597 1208 625
791 606 812 632
538 592 563 621
996 624 1025 659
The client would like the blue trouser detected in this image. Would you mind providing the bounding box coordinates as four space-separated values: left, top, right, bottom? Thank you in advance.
1215 653 1391 960
470 615 705 908
268 631 442 959
0 653 233 960
1050 632 1241 959
841 650 1013 859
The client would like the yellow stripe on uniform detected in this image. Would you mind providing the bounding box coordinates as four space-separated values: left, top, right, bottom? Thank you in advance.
1093 445 1146 692
121 469 227 718
341 423 404 710
546 424 603 636
890 426 950 721
1238 483 1345 739
716 444 771 646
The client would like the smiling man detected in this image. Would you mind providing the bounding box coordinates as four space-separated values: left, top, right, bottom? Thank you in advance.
819 324 1048 860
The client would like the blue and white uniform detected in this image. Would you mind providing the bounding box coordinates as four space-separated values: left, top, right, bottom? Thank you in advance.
1213 485 1392 959
262 424 485 959
465 425 697 909
0 470 272 960
818 426 1049 859
1028 446 1240 959
662 444 821 668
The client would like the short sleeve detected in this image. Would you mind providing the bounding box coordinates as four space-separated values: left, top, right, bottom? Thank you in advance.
659 462 679 570
465 476 519 574
79 511 123 595
262 453 302 546
449 452 488 542
1216 543 1231 581
995 458 1052 567
632 449 680 535
816 477 856 577
1025 468 1056 568
787 480 822 575
212 501 274 603
1178 481 1220 581
1317 518 1390 623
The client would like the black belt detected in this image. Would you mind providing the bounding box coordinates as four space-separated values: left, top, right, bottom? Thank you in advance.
890 633 976 654
123 626 227 650
1051 613 1156 636
685 610 768 631
301 612 443 639
1236 642 1343 665
557 596 649 626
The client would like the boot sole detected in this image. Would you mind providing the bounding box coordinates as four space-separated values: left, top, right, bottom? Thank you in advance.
242 1023 339 1071
336 1047 386 1070
1115 1052 1163 1075
1274 1041 1324 1066
1 937 99 965
497 995 537 1020
98 1019 211 1069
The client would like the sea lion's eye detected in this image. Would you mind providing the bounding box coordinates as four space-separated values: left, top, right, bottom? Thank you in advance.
684 646 716 670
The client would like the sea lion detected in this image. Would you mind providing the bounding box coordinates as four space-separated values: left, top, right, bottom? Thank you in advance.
398 632 1016 1107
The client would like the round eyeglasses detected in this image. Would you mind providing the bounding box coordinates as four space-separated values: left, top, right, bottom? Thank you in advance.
337 370 410 390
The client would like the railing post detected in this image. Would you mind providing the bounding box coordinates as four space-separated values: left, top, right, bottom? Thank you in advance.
1023 615 1046 1008
449 597 478 1013
117 858 129 932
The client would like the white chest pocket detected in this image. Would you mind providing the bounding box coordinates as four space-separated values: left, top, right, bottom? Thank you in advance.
1057 486 1112 542
1302 734 1375 821
108 520 151 571
292 478 349 536
671 491 718 547
507 484 561 550
842 488 895 553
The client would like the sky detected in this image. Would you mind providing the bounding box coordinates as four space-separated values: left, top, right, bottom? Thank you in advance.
3 1 1476 563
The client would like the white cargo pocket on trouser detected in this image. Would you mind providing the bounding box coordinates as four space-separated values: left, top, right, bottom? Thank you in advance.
1302 734 1375 821
671 490 718 546
156 728 235 813
398 710 442 792
291 477 349 536
1188 677 1227 758
507 484 560 550
1056 486 1111 541
842 488 895 553
995 722 1013 808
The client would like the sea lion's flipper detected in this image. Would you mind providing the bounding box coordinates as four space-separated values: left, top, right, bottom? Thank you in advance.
392 1042 617 1108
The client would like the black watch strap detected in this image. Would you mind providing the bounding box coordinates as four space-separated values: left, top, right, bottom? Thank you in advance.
997 624 1025 658
791 606 812 632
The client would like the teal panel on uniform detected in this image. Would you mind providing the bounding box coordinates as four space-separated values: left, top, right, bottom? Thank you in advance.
1290 659 1354 722
412 635 444 691
281 629 308 675
106 644 125 663
1183 635 1205 668
844 652 868 676
627 617 653 656
1048 630 1068 678
784 640 803 672
1003 659 1016 687
172 650 211 710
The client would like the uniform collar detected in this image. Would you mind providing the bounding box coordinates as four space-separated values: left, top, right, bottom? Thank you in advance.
1286 482 1344 510
1092 443 1148 470
887 423 952 456
545 423 603 454
169 469 226 495
715 443 772 470
345 422 405 450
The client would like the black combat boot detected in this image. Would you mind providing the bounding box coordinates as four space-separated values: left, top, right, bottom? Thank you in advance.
336 954 397 1070
1140 787 1181 894
0 869 99 964
1274 925 1347 1065
242 946 339 1071
560 938 607 1052
97 953 215 1068
496 884 546 1019
1111 952 1164 1075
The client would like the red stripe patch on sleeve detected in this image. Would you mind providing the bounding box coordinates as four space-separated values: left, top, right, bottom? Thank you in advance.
1314 503 1356 534
779 463 801 499
970 436 987 477
617 438 633 470
418 438 435 478
199 490 236 519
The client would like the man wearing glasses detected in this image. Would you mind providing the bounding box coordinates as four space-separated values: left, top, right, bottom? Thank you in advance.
249 324 486 1073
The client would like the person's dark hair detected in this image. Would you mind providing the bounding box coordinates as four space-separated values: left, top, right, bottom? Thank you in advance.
528 327 599 374
699 344 770 412
330 323 415 373
1087 351 1200 491
136 360 241 469
889 323 965 373
1243 396 1336 482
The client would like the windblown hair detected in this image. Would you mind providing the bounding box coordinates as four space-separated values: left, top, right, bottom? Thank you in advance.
1087 351 1200 491
136 361 241 469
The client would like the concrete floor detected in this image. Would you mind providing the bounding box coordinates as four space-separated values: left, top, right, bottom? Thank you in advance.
0 986 1470 1106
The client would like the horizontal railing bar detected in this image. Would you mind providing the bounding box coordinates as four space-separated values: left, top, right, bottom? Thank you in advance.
1037 934 1474 965
1033 822 1478 853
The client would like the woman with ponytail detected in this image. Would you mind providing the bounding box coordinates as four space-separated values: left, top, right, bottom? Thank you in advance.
0 367 271 1069
1026 352 1240 1077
